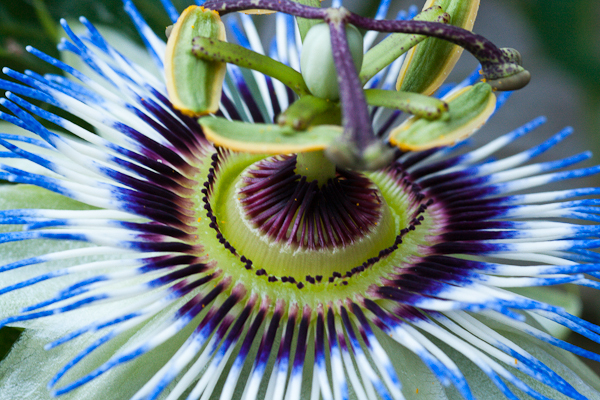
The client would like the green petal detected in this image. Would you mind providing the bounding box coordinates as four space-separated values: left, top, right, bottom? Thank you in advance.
0 185 96 322
509 286 583 340
0 122 64 177
0 292 200 400
60 21 160 82
396 0 480 95
389 82 495 151
441 329 600 399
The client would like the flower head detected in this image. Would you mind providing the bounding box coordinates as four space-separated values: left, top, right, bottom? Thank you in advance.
0 1 599 400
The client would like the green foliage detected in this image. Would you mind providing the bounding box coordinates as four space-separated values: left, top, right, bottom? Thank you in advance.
0 326 23 362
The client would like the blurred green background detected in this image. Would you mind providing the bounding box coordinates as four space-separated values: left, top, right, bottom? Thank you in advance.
1 0 600 376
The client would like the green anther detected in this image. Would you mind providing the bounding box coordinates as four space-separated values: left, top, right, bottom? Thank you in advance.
192 36 310 96
165 6 227 117
389 82 496 151
364 89 448 120
360 6 450 84
277 95 340 130
199 116 343 154
397 0 480 95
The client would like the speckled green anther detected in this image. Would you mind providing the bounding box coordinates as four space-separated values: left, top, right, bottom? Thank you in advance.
364 89 449 120
165 6 226 116
199 116 343 153
390 82 496 150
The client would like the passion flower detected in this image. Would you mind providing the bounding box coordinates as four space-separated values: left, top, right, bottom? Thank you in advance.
0 1 599 400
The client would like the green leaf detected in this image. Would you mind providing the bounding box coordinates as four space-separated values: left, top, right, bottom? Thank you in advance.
0 326 23 362
389 82 495 151
199 116 343 154
396 0 480 95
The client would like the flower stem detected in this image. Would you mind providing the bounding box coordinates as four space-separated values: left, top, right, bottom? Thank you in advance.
204 0 530 90
364 89 448 120
324 9 393 171
203 0 326 19
277 95 339 130
348 14 530 90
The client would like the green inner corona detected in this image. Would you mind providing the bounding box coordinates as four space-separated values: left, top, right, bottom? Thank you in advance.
221 160 396 277
190 150 439 306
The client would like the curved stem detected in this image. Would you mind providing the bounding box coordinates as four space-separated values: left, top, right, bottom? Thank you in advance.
348 14 529 90
327 14 373 151
203 0 325 19
204 0 530 90
360 5 450 85
277 95 338 130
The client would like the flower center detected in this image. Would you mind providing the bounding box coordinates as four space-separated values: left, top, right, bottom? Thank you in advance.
190 148 437 304
219 154 396 279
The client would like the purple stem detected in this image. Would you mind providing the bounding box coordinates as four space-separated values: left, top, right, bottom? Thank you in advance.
203 0 325 19
327 18 375 156
347 14 519 81
203 0 527 87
